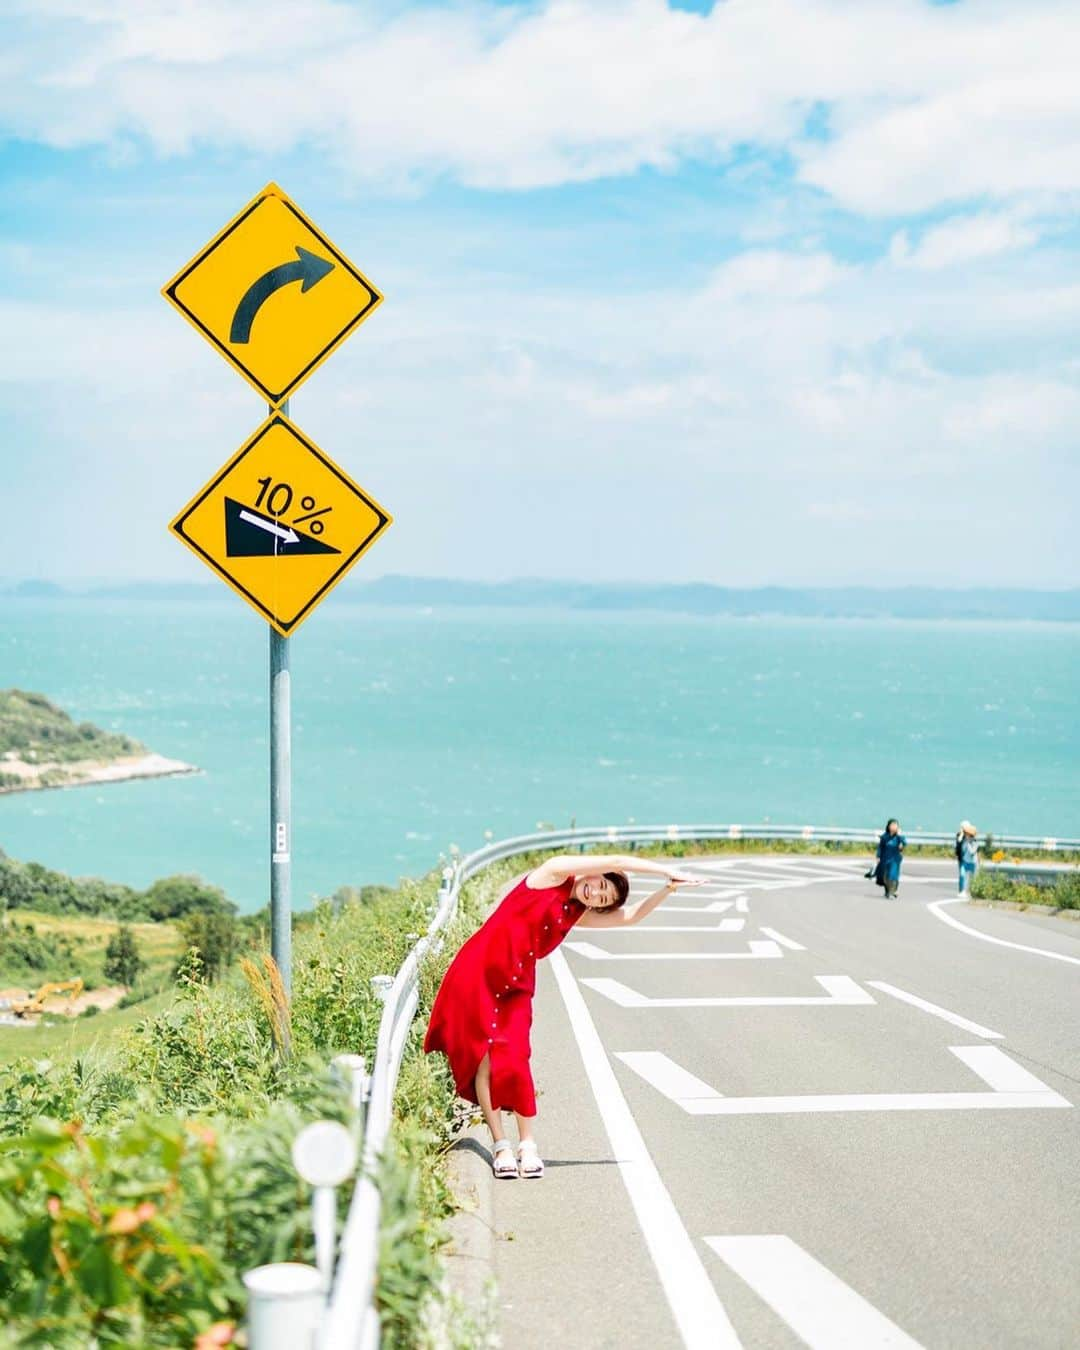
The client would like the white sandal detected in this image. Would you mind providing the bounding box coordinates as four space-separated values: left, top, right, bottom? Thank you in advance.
517 1140 544 1179
492 1140 518 1180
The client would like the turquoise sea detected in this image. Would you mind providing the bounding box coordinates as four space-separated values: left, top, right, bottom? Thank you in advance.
1 597 1078 912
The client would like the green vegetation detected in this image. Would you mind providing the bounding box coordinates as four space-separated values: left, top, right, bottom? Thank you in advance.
969 868 1080 911
0 850 234 924
0 911 184 991
102 927 145 987
0 865 492 1347
0 690 143 766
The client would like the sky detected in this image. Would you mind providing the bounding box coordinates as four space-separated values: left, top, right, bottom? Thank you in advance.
1 0 1079 589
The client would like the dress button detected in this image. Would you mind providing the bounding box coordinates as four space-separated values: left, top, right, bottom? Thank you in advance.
488 1038 493 1044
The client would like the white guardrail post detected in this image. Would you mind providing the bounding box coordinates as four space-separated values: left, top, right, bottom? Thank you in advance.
247 821 1078 1348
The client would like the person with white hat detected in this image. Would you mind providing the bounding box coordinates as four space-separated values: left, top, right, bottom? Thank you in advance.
955 821 980 894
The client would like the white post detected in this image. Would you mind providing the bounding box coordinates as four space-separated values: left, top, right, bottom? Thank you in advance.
245 1264 324 1350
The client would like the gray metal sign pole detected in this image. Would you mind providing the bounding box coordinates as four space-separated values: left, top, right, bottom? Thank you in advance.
270 398 292 999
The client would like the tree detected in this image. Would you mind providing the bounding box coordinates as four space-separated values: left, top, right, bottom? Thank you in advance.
103 926 145 987
143 875 234 922
177 912 239 983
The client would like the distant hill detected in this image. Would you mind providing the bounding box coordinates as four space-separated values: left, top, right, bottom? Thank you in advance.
4 577 1079 620
0 689 143 767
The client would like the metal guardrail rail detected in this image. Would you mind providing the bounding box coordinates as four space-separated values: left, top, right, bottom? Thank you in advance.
312 821 1078 1347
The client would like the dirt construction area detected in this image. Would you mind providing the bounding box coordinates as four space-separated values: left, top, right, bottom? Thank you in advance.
0 985 127 1018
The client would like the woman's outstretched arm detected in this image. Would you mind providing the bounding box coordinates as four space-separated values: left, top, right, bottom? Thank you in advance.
529 852 694 887
578 878 702 929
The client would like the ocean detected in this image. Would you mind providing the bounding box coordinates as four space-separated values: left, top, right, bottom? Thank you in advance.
2 596 1077 912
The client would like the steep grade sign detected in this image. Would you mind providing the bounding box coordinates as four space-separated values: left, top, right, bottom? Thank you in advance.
169 414 392 635
162 182 383 405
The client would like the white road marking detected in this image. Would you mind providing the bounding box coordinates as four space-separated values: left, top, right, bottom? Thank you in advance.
586 975 875 1010
705 1235 925 1350
565 939 783 962
618 1052 719 1100
660 901 736 913
735 896 749 913
616 1046 1072 1115
548 951 741 1350
867 981 1003 1039
629 889 744 905
927 897 1080 967
758 926 806 951
610 919 746 934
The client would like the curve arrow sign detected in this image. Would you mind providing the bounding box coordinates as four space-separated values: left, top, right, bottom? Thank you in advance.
230 246 335 344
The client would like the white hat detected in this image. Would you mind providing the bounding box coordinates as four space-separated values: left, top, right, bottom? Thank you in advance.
960 820 977 835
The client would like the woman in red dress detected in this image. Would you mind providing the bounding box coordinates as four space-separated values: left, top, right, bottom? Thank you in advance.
424 853 703 1179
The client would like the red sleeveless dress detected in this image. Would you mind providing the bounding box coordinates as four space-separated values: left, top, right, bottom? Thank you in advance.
424 875 583 1117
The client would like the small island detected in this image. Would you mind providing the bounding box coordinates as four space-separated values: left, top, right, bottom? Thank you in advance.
0 689 196 794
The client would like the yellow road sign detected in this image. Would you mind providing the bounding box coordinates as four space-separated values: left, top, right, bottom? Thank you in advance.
170 414 392 635
163 183 382 406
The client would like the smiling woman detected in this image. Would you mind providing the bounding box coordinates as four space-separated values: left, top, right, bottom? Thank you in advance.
423 851 703 1179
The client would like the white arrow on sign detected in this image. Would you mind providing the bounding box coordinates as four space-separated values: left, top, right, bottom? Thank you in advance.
239 508 299 545
616 1046 1073 1115
582 974 874 1009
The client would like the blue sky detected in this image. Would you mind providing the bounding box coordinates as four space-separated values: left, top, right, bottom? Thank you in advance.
2 0 1079 588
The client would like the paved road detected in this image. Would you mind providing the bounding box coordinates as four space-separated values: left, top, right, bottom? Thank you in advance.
487 856 1080 1349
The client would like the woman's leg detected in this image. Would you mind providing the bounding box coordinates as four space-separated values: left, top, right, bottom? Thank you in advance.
474 1054 507 1145
514 1111 536 1145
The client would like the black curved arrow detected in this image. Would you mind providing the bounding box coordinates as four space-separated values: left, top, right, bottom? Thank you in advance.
229 246 335 344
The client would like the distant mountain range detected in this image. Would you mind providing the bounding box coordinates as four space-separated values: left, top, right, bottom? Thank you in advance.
3 576 1079 620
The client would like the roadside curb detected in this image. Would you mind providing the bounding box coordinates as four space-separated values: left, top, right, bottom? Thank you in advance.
443 1121 496 1309
968 898 1080 921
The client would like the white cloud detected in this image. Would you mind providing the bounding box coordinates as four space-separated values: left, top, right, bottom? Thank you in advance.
890 212 1042 270
707 250 852 301
3 1 1080 214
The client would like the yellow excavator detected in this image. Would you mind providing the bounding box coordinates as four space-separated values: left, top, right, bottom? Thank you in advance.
8 979 84 1018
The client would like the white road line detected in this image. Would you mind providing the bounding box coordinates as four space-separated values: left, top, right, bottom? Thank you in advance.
565 939 783 962
867 981 1003 1039
735 896 749 913
629 890 744 905
950 1045 1057 1093
759 926 806 951
618 1052 719 1100
548 951 741 1350
616 1046 1072 1115
608 919 746 934
705 1235 925 1350
927 897 1080 967
586 975 875 1009
660 901 736 913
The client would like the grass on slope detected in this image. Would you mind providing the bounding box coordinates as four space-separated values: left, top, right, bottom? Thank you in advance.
0 688 142 766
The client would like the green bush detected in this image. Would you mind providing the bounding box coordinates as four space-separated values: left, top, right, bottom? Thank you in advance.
0 852 235 923
970 868 1080 910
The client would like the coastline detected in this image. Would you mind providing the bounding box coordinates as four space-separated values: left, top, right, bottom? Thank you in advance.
0 752 199 795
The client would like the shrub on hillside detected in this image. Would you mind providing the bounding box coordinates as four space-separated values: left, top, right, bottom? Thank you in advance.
103 925 145 987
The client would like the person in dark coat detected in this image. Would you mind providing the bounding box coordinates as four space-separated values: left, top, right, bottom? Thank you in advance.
875 818 906 898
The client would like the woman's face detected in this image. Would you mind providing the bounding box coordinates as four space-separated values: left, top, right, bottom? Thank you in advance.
573 873 620 909
888 821 900 834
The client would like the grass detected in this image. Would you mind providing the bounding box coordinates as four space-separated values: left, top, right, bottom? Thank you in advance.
0 910 183 990
0 989 176 1060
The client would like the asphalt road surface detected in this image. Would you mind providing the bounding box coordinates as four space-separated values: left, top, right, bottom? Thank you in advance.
487 856 1079 1350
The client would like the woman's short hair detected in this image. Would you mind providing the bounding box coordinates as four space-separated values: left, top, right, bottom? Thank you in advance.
603 871 630 910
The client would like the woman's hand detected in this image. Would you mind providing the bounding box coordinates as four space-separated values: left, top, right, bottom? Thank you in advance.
665 871 706 888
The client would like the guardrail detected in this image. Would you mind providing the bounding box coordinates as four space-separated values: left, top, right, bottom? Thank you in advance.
250 821 1079 1347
